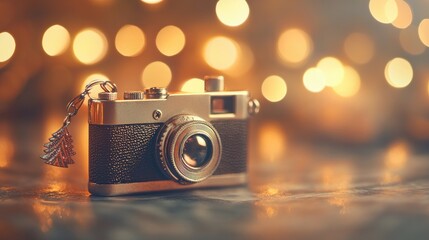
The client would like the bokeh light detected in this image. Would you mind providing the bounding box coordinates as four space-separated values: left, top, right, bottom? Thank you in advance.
400 26 426 55
343 32 374 64
369 0 398 24
382 140 409 184
32 200 70 233
332 66 361 97
277 28 312 66
261 75 287 102
140 0 163 4
215 0 250 27
181 78 205 93
42 25 70 56
418 19 429 47
73 28 108 65
385 140 409 169
320 163 352 214
0 135 14 168
303 68 326 93
427 79 429 96
0 32 16 62
321 164 352 191
223 40 254 77
317 57 345 87
258 123 287 162
392 0 412 29
81 73 110 100
141 61 172 88
156 25 186 57
203 36 239 71
115 25 145 57
384 57 413 88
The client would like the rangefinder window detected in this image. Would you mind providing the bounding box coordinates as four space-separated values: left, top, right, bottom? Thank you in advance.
211 96 235 114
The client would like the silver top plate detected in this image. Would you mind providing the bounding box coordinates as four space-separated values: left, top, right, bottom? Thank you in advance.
89 91 250 125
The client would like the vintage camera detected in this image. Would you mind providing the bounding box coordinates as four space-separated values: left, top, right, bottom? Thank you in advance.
88 76 259 196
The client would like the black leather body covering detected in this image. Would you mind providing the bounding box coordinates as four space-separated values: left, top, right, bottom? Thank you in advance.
89 120 248 184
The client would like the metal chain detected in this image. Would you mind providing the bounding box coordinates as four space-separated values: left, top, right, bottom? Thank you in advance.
41 80 117 168
62 80 117 127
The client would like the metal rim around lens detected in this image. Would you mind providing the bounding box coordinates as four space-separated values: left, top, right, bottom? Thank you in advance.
172 124 220 182
156 115 222 184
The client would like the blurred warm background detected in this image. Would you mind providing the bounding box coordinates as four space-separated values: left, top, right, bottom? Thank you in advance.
3 0 429 239
1 0 429 204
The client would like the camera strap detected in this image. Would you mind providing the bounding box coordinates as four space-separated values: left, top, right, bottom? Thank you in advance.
40 80 117 168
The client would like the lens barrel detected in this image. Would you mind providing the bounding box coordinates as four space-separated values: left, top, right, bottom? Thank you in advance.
156 115 222 184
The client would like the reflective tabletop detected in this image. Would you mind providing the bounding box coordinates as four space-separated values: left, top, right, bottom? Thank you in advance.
1 120 429 240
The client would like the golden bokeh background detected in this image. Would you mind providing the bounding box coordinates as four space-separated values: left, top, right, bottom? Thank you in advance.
3 2 429 238
0 0 429 199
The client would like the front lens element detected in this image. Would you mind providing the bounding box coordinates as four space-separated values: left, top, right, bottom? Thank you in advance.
182 134 213 168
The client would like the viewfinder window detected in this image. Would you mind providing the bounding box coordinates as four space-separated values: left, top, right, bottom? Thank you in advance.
211 96 235 114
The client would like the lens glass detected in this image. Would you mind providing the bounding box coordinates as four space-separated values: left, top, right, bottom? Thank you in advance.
182 134 213 168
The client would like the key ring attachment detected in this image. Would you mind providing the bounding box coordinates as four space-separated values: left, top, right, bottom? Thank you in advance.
41 79 118 168
62 80 117 127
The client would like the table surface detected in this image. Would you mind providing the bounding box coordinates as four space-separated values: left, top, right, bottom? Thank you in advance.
2 141 429 240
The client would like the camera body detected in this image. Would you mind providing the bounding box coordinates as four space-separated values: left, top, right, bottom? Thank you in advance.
88 77 259 196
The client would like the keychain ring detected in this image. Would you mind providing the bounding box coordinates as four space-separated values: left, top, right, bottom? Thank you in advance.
101 81 117 93
41 79 118 168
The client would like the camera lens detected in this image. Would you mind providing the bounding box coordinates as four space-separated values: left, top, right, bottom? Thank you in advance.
182 134 213 168
156 115 222 184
